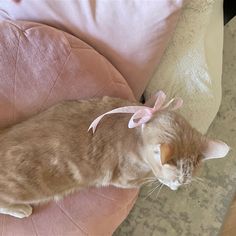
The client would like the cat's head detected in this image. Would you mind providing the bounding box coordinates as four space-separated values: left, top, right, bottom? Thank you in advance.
141 111 230 191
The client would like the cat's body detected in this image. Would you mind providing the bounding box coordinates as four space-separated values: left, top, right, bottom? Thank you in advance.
0 97 151 217
0 96 229 218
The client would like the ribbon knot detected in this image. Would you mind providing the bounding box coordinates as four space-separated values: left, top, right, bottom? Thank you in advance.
88 91 183 133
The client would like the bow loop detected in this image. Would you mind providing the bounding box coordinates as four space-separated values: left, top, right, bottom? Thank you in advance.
144 90 166 108
161 98 183 111
128 108 153 128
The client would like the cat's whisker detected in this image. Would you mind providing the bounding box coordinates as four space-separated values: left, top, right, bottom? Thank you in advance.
142 177 158 182
142 177 159 183
144 183 162 199
142 179 159 187
194 177 205 183
141 177 158 183
155 183 164 199
143 180 156 184
191 178 207 187
184 182 191 191
188 183 193 190
142 176 157 180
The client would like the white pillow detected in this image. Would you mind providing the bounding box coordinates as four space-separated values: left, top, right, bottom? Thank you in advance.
144 0 224 134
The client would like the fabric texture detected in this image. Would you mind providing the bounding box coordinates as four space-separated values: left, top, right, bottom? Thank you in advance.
0 0 184 99
0 20 138 236
144 0 224 134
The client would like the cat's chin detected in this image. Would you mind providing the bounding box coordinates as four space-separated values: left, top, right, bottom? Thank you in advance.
157 178 180 191
169 185 179 191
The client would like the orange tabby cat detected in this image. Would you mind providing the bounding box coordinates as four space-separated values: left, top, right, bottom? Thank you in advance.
0 96 229 218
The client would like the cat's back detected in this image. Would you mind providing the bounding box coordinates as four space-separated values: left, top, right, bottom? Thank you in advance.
0 96 136 153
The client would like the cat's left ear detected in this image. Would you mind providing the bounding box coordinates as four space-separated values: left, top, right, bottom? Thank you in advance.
201 139 230 161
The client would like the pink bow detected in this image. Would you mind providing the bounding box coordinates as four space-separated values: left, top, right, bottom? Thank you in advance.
88 91 183 133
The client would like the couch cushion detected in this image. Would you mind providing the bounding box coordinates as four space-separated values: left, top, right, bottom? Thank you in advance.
0 20 135 128
0 20 138 236
0 0 184 99
144 0 224 134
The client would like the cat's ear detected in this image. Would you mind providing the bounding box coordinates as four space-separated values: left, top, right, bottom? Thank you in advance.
201 139 230 161
160 143 174 165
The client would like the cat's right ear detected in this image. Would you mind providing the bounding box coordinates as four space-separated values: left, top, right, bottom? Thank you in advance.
160 143 174 165
201 139 230 161
144 143 173 176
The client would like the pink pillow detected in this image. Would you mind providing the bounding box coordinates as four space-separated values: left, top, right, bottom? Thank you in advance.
0 20 138 235
0 0 184 99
